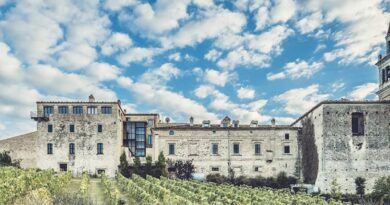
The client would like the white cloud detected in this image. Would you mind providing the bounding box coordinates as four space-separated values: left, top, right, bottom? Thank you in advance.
217 47 270 70
254 6 270 30
193 0 214 8
296 11 323 34
274 84 329 115
331 81 345 92
140 63 181 86
347 83 377 100
119 0 190 35
314 44 326 53
204 69 231 87
117 76 133 88
270 0 296 23
167 8 246 47
204 49 222 61
117 47 158 66
0 123 5 131
0 42 23 82
237 87 255 99
101 32 133 55
194 85 215 98
57 43 97 70
267 60 323 80
86 62 120 81
104 0 138 11
168 52 181 61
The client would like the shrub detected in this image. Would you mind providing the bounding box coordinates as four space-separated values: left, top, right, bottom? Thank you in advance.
172 160 195 180
355 177 366 197
118 152 130 178
0 151 18 167
371 176 390 202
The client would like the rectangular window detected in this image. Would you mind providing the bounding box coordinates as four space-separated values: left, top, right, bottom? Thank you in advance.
47 143 53 154
212 143 218 155
285 133 290 140
284 145 290 154
87 106 97 114
69 143 75 155
97 143 103 155
69 124 75 133
169 143 175 155
73 106 83 114
101 106 112 114
98 124 103 133
352 112 364 136
125 122 146 157
233 143 240 154
48 124 53 133
147 135 153 145
255 143 261 155
43 106 54 116
147 119 154 127
383 69 387 84
58 106 68 114
211 167 219 171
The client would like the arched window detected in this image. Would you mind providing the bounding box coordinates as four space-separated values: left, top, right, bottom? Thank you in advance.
169 130 175 135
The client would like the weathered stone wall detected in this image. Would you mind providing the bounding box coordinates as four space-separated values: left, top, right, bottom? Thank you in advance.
35 102 124 177
299 102 390 193
0 132 38 168
155 127 298 178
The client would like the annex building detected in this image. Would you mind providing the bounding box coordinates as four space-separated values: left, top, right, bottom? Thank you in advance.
1 27 390 194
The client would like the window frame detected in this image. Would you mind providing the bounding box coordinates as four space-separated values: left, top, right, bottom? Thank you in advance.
47 143 53 155
48 124 53 133
284 145 290 154
58 106 68 114
69 143 75 155
254 143 261 155
168 143 176 155
352 112 364 136
212 143 219 155
169 130 175 135
43 106 54 116
101 106 112 114
69 124 75 133
97 143 104 155
73 106 83 114
125 122 146 157
233 143 240 155
147 134 153 146
211 167 219 172
87 106 97 114
285 133 290 140
97 124 103 133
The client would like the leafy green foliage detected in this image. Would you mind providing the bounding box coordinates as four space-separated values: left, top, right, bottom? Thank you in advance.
172 160 195 180
118 152 130 178
0 151 18 167
355 177 366 197
371 176 390 202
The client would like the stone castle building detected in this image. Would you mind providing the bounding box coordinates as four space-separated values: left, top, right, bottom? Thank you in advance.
1 26 390 194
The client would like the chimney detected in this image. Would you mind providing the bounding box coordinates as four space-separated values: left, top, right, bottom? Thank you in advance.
202 120 210 128
123 109 127 114
88 94 95 102
378 54 382 61
232 120 239 128
271 118 276 126
165 117 170 123
189 116 194 126
250 120 258 127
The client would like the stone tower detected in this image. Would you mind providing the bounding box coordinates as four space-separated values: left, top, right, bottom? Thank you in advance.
376 23 390 101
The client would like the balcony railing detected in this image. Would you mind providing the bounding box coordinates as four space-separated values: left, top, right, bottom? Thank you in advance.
30 111 49 121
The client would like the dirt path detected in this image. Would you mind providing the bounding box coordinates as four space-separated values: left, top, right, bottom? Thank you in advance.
89 178 108 205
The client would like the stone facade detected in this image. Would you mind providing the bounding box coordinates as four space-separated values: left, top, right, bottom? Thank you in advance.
154 124 299 178
34 100 125 177
293 101 390 193
0 132 37 168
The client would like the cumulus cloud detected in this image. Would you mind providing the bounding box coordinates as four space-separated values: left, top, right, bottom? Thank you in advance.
119 0 190 35
104 0 138 11
140 63 181 86
347 83 377 100
168 52 181 61
274 84 329 115
204 69 232 87
217 47 270 70
86 62 120 81
101 32 133 55
237 87 255 99
117 47 159 66
296 11 323 34
267 60 323 80
270 0 296 23
204 49 222 61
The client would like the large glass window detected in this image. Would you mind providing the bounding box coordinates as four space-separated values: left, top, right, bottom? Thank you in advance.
101 106 112 114
87 106 97 114
73 106 83 114
126 122 146 157
43 106 53 116
58 106 68 114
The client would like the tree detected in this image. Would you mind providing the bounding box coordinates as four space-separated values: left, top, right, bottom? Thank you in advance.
355 177 366 197
371 176 390 202
155 152 167 177
174 160 195 180
133 156 141 174
0 151 16 167
330 178 342 201
118 152 130 177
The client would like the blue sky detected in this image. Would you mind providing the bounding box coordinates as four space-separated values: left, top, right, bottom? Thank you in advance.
0 0 389 138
